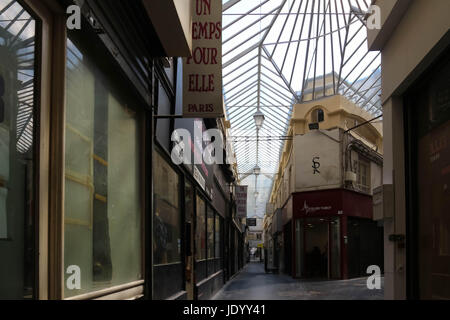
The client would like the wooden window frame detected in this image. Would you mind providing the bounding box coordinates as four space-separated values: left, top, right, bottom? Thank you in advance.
21 0 67 300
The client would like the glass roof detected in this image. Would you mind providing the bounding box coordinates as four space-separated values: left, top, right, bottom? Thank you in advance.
222 0 381 218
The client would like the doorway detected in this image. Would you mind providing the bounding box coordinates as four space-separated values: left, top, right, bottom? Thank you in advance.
284 222 292 276
405 46 450 299
304 218 328 278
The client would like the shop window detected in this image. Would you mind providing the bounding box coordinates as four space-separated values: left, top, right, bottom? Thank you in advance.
154 152 181 265
0 0 37 299
356 159 371 193
215 214 221 258
330 218 341 279
207 206 214 259
196 195 206 261
304 218 328 278
155 82 171 152
295 220 304 277
64 33 142 298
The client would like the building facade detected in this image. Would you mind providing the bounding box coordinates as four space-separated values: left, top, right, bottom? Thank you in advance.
0 0 246 300
367 0 450 300
266 93 384 279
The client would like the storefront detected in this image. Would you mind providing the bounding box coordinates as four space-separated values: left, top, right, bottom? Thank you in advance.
404 47 450 300
152 78 233 300
0 0 160 299
292 189 383 279
367 0 450 300
0 0 199 300
0 0 239 301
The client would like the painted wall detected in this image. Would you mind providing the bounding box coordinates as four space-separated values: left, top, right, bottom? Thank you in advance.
370 0 450 301
294 128 341 192
379 0 450 102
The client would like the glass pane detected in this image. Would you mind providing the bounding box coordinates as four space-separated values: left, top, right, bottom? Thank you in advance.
64 34 142 298
196 196 205 261
154 152 181 265
207 207 214 259
215 215 220 258
304 218 328 278
0 0 36 299
185 182 193 224
295 219 304 277
330 218 341 279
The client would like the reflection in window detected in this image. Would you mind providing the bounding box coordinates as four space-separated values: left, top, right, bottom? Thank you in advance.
215 215 221 258
154 152 181 265
0 0 36 299
196 196 206 261
64 34 142 298
207 207 214 259
330 218 341 278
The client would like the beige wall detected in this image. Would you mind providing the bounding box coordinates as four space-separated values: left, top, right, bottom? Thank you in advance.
367 0 412 51
269 94 383 208
293 129 341 192
370 161 383 192
380 0 450 102
381 97 407 300
371 0 450 301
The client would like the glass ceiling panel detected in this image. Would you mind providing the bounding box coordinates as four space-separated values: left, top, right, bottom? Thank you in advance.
223 0 381 218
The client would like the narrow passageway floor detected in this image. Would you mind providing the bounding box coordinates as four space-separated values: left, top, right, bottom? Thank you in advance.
212 262 384 300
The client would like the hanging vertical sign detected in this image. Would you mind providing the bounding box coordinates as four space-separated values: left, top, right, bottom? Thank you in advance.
235 185 248 218
183 0 223 118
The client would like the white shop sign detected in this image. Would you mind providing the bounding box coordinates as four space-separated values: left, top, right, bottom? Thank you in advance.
183 0 223 118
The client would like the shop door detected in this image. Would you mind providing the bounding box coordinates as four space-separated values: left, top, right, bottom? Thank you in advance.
304 218 328 278
407 49 450 299
273 236 279 271
283 222 292 276
417 111 450 299
347 219 361 278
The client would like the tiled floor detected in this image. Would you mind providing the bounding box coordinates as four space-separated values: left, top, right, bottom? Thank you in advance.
212 262 384 300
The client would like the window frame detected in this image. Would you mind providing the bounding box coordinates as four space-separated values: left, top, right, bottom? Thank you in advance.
356 158 371 194
153 149 182 266
39 3 148 299
62 33 147 298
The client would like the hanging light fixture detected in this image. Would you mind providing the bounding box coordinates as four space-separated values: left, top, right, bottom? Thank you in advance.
253 165 261 176
253 111 265 130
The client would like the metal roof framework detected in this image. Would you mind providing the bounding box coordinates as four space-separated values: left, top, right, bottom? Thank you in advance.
222 0 381 217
